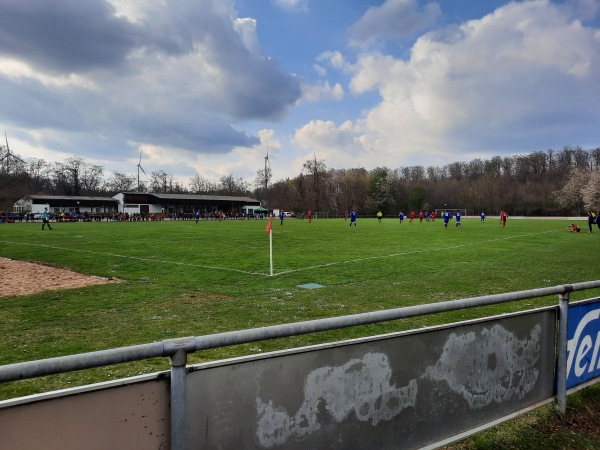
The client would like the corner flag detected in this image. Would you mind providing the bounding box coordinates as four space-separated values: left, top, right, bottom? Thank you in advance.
265 217 273 234
265 217 274 276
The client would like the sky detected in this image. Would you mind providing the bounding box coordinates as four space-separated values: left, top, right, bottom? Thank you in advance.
1 0 599 188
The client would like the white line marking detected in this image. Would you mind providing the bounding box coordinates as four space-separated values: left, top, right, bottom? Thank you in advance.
0 229 562 278
272 229 561 276
0 240 269 276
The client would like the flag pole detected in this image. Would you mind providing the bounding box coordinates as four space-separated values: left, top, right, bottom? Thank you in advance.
269 225 273 276
265 216 273 276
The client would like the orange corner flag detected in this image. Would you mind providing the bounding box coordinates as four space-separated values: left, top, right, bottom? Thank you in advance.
265 217 273 233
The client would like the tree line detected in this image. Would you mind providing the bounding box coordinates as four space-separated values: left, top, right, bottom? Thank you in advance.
1 145 599 216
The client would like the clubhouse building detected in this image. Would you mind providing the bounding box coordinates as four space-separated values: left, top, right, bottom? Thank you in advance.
14 193 263 217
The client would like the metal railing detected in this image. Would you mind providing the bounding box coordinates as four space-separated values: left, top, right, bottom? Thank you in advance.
2 280 600 450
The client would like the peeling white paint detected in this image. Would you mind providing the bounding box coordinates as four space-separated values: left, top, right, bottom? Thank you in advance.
424 324 541 408
255 352 417 448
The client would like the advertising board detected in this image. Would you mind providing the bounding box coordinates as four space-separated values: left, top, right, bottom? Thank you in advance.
567 300 600 389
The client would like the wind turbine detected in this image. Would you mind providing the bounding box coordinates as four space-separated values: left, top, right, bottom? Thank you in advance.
136 149 148 192
0 131 25 173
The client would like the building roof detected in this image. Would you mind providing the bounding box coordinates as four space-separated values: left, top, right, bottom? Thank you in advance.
122 192 260 204
29 195 118 203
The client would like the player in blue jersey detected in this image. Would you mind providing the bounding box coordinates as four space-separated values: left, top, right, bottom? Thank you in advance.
443 211 450 229
398 212 404 223
349 209 357 228
480 212 486 223
455 211 462 227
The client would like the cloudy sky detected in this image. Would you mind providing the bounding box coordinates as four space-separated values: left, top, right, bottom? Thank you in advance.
1 0 599 187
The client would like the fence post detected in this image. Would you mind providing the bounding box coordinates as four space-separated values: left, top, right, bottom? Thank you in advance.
556 288 571 414
170 349 188 450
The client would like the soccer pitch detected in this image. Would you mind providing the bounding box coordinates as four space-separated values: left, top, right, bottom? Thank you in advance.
0 217 597 398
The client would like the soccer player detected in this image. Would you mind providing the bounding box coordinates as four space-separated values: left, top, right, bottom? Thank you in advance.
455 211 462 227
480 212 486 223
349 209 357 228
398 212 404 223
500 210 508 227
443 211 451 229
419 210 424 223
409 210 415 223
377 210 383 223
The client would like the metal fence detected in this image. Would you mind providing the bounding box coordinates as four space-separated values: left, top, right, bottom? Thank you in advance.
1 280 600 449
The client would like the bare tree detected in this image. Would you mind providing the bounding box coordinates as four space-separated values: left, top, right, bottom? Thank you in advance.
446 162 465 180
219 174 249 196
590 148 600 171
303 155 328 211
52 157 89 195
25 158 52 192
573 146 590 170
106 171 136 193
465 159 484 179
189 173 217 194
81 164 104 193
150 170 169 193
484 156 502 177
256 166 272 199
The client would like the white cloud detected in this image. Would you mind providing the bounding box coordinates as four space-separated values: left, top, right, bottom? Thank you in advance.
292 119 366 170
349 0 441 46
234 18 261 55
0 0 301 183
271 0 309 13
317 51 348 71
300 81 344 103
313 64 327 77
340 0 600 166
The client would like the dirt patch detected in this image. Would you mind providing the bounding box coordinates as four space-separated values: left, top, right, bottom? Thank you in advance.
0 257 120 297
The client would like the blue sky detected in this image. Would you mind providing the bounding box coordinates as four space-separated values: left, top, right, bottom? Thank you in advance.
1 0 599 187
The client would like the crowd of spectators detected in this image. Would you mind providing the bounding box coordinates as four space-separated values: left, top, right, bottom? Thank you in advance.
0 210 270 223
0 211 29 223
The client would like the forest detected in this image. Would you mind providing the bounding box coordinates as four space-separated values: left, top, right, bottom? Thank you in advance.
1 144 599 216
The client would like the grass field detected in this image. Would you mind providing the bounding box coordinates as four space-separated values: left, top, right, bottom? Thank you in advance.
0 216 598 401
